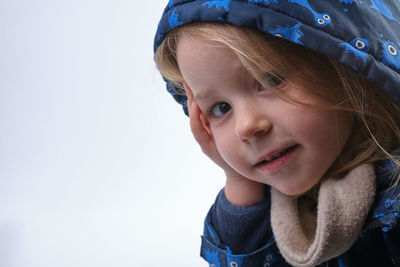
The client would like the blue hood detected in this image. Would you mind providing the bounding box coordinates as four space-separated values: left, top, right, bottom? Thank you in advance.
154 0 400 115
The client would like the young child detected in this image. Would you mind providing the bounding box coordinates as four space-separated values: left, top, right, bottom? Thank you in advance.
154 1 400 266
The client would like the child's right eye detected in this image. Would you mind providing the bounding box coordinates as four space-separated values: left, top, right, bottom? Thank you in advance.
209 102 231 118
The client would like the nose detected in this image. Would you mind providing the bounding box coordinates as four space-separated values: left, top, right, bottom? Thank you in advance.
235 106 272 142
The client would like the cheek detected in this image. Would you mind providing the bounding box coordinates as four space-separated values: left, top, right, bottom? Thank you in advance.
294 108 353 157
278 105 324 137
211 127 241 162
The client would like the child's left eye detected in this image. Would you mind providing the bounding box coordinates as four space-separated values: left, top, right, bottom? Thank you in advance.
209 102 231 118
259 72 285 90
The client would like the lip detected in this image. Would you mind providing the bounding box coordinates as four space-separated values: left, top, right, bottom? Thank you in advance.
255 144 299 173
255 144 298 163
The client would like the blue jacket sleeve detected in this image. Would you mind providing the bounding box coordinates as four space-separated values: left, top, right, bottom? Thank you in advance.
210 187 272 254
200 187 290 267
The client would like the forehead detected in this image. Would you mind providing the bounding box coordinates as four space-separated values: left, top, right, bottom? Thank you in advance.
176 35 243 71
176 35 246 90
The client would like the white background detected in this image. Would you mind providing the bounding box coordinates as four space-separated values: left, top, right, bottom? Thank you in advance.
0 1 224 266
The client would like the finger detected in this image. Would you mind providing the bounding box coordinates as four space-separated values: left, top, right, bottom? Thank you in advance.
190 101 237 173
182 83 212 136
199 110 212 136
183 81 194 100
183 82 194 110
191 102 230 169
189 101 212 146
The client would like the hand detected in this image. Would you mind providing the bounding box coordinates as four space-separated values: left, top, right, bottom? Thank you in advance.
187 96 240 179
184 83 264 206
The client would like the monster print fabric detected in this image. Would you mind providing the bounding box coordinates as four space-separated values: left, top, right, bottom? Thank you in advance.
154 0 400 115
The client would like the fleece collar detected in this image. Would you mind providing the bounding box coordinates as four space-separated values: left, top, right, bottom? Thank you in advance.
270 164 376 267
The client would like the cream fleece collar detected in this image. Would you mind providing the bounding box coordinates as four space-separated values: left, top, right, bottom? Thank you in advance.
270 164 376 267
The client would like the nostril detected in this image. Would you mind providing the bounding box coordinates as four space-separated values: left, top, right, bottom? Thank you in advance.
255 128 269 138
237 121 271 142
235 109 272 142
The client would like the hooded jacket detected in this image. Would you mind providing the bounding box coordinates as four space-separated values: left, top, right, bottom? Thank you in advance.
154 1 400 266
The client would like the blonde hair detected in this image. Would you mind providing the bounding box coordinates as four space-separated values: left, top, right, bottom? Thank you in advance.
155 22 400 188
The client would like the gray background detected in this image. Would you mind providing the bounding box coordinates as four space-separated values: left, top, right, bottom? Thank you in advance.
0 0 223 266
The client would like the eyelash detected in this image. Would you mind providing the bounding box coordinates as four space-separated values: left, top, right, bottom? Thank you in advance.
258 72 285 90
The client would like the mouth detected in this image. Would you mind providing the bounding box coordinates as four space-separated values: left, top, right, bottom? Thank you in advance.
255 144 299 167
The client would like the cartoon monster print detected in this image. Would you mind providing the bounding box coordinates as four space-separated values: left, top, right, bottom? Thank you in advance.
202 0 231 12
369 0 400 24
350 38 370 52
226 247 244 267
168 8 183 28
263 254 275 266
269 23 304 45
204 249 221 267
373 196 400 231
227 256 243 267
155 22 165 49
381 40 400 71
217 16 226 22
339 0 356 13
338 38 370 66
288 0 332 27
248 0 278 4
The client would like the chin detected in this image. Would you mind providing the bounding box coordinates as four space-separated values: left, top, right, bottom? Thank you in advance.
275 184 314 196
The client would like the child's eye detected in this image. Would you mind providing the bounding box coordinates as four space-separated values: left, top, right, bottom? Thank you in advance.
209 102 231 118
259 72 285 90
267 73 284 86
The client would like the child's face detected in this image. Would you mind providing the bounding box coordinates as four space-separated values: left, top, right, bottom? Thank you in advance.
177 35 353 196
